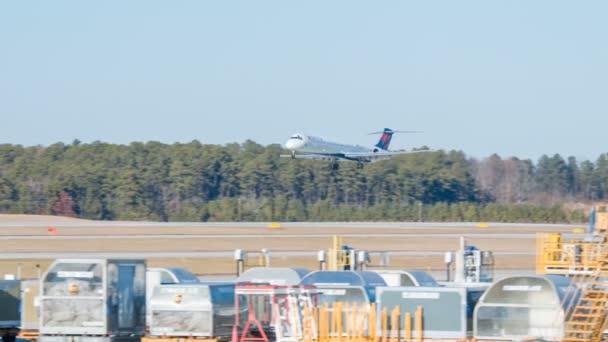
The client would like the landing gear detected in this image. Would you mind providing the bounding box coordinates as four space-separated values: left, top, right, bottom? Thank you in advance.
331 161 340 171
356 162 364 170
291 151 296 159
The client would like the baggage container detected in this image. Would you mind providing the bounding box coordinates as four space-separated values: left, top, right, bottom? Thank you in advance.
377 286 472 339
148 284 237 338
39 259 146 340
145 267 200 326
473 275 576 341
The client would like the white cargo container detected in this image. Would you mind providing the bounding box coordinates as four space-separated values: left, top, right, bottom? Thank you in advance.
38 259 146 342
149 284 237 338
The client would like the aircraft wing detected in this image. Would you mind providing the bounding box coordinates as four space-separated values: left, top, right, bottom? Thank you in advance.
343 150 433 158
280 153 349 161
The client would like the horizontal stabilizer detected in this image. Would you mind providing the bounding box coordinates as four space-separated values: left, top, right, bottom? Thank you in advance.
343 149 433 158
367 130 422 135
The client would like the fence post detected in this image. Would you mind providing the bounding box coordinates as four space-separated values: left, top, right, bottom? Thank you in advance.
381 308 388 342
320 304 329 342
369 303 377 342
415 305 423 342
336 302 343 342
405 312 412 341
390 306 400 342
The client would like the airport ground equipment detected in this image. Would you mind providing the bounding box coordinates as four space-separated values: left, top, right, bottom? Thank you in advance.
17 279 41 341
473 275 575 341
320 236 370 271
0 280 21 342
147 283 236 339
237 267 310 286
377 285 484 339
536 232 606 275
532 209 608 341
556 210 608 342
372 270 438 287
537 209 608 276
319 236 390 272
38 259 146 342
447 237 494 283
232 284 317 342
234 250 271 276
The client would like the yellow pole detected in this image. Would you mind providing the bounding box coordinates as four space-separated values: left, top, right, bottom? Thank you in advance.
320 304 328 342
415 305 423 342
344 302 351 342
332 302 338 339
390 306 400 342
302 303 312 342
381 308 388 342
336 302 343 342
369 303 377 342
349 302 356 342
404 312 412 341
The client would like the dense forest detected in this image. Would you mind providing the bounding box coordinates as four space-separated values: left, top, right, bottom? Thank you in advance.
0 140 606 223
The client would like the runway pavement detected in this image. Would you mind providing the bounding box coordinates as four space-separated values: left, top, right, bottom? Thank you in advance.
0 232 584 240
0 217 574 273
0 250 533 259
0 220 581 229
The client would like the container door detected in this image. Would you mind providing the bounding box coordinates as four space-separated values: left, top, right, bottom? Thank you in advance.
118 265 136 329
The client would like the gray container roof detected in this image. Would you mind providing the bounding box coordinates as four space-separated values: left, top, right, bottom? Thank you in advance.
237 267 310 285
300 271 387 287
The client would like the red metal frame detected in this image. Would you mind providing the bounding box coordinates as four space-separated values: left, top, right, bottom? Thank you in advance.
231 284 318 342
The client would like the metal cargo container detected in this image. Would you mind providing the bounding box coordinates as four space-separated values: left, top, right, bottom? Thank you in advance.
21 280 40 330
377 286 473 339
145 267 200 326
299 271 386 302
149 284 237 338
237 267 310 285
0 280 20 329
473 275 575 341
373 270 438 287
39 259 146 339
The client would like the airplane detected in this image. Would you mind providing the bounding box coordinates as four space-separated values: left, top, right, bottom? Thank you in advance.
280 128 430 169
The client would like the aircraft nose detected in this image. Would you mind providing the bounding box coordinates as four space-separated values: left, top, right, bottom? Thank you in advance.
285 139 303 150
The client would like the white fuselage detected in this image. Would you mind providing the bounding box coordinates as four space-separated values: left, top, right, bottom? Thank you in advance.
285 134 369 154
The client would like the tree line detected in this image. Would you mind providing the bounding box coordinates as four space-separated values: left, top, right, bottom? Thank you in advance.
0 140 604 223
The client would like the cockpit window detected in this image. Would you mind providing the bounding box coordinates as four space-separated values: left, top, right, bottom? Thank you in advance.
290 135 303 140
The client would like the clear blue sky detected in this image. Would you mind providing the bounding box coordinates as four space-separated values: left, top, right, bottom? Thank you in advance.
1 1 607 161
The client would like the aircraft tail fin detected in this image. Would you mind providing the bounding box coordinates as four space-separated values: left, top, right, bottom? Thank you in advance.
375 128 395 151
369 128 422 151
